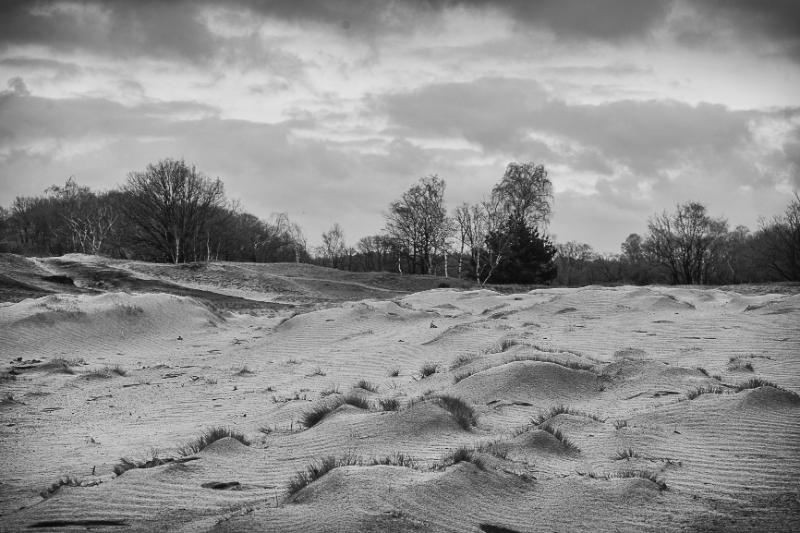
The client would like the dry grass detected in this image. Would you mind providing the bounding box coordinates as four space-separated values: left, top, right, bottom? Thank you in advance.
532 405 604 425
686 386 724 400
727 356 754 372
437 447 485 470
354 379 378 392
436 395 476 430
287 452 362 496
419 362 438 378
82 365 127 379
540 423 580 453
178 427 250 456
378 398 400 411
449 354 475 370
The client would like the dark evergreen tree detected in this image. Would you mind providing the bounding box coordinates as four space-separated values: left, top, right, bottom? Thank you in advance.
485 215 556 284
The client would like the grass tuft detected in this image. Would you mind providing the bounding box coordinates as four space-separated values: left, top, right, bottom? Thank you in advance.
436 395 476 430
301 401 341 428
388 368 400 377
532 405 604 425
605 469 667 491
178 427 250 456
686 386 724 400
354 379 378 392
419 362 438 378
728 356 754 372
437 447 485 470
614 447 641 460
540 423 580 453
613 419 628 430
342 394 370 409
378 398 400 411
449 354 475 370
370 452 415 468
234 365 254 376
82 365 127 379
287 453 362 495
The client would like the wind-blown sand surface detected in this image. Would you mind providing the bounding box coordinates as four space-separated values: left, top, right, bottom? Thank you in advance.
1 254 799 532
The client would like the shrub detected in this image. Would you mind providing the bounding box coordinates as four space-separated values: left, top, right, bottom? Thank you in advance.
178 427 250 456
354 379 378 392
436 395 476 430
419 362 438 378
540 423 580 453
378 398 400 411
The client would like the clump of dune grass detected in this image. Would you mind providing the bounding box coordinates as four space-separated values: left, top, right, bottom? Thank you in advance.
453 370 476 384
510 354 594 372
532 405 604 425
370 452 415 468
301 402 340 428
734 378 799 399
178 427 250 456
449 354 475 370
308 367 326 377
40 475 83 499
342 394 370 409
419 362 438 378
354 379 378 392
287 453 362 496
540 423 580 453
614 447 641 461
378 398 400 411
43 357 85 374
82 365 127 379
436 395 476 430
319 385 339 397
605 470 667 491
686 385 724 400
695 367 709 377
727 356 754 372
613 419 628 430
234 365 254 376
1 393 21 406
436 447 485 470
477 439 509 460
388 368 400 377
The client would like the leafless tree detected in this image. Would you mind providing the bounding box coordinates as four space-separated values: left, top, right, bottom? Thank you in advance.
123 159 226 263
385 175 451 275
644 202 728 284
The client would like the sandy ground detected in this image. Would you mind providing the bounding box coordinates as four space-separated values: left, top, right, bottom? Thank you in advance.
1 254 799 532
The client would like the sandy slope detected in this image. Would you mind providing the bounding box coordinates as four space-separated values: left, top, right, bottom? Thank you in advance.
1 256 799 532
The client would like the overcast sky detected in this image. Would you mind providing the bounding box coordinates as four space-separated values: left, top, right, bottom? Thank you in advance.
1 0 798 253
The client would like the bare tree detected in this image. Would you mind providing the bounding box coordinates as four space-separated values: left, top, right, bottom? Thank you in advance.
492 162 553 229
320 222 346 268
759 193 800 280
385 175 450 275
123 159 226 263
644 202 728 284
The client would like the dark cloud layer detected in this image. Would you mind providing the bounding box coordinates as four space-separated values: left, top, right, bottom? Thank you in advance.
1 0 797 62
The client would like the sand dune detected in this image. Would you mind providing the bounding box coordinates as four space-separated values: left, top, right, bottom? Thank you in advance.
1 255 798 531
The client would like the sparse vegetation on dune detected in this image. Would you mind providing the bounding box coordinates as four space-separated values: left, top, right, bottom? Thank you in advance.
342 394 370 409
301 394 370 428
614 447 641 460
449 353 475 370
539 423 580 453
735 378 799 398
436 447 485 470
686 385 724 400
82 365 127 379
388 368 400 377
419 362 438 378
580 469 667 491
178 427 250 456
728 356 754 372
436 395 477 430
234 365 254 376
532 405 604 425
378 398 400 411
354 378 378 392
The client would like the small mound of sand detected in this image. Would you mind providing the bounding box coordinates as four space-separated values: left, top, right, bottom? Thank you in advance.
738 386 800 409
454 361 598 404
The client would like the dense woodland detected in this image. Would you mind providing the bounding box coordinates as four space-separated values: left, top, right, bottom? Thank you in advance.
1 158 798 286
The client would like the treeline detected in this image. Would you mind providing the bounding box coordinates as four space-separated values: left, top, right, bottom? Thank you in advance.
0 159 309 263
2 157 798 285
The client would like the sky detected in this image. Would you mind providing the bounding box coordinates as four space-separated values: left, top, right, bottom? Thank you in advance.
0 0 799 254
